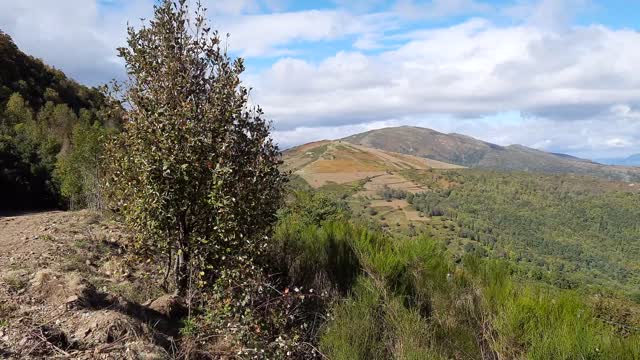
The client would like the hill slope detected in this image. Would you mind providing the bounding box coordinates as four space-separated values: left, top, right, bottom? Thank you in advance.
598 154 640 167
284 134 640 298
0 31 114 210
283 140 462 188
0 30 104 112
0 211 173 358
342 126 640 182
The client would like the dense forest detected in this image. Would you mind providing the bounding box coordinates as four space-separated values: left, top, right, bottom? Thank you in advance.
401 169 640 299
0 30 116 210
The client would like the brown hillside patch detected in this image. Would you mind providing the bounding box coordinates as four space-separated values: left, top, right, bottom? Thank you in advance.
308 158 384 173
298 170 384 188
284 140 331 155
283 141 456 224
283 155 316 172
284 141 462 188
357 173 426 198
347 143 463 170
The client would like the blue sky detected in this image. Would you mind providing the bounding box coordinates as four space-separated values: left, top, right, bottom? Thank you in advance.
2 0 640 159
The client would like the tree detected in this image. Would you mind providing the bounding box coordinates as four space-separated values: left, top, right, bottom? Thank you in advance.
55 121 108 210
3 92 32 128
103 0 286 296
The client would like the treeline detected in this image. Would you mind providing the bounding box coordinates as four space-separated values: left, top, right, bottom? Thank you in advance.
378 184 408 201
403 169 640 299
0 31 117 210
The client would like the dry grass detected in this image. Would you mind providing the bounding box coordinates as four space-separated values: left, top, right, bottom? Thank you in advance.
2 270 29 293
285 141 462 189
298 171 385 188
308 158 383 173
0 210 175 358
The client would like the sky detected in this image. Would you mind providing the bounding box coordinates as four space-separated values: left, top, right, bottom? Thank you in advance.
1 0 639 159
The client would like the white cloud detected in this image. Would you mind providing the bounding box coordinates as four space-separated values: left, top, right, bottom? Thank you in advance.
1 0 639 158
220 10 394 57
251 18 640 157
204 0 291 15
504 0 593 30
206 0 262 15
394 0 492 19
0 0 153 85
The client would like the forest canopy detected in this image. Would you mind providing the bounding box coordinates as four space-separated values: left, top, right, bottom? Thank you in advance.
0 31 115 210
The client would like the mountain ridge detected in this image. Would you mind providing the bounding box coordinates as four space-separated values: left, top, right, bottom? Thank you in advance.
282 139 462 188
597 154 640 167
340 126 640 182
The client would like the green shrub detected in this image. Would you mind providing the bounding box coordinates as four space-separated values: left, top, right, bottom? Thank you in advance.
270 218 361 294
266 186 640 359
493 288 640 359
320 277 387 359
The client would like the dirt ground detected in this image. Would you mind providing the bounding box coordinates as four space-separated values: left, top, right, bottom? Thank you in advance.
0 211 176 359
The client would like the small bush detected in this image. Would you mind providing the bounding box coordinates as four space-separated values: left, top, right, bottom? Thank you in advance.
320 277 387 359
269 218 361 294
378 185 408 201
3 273 28 292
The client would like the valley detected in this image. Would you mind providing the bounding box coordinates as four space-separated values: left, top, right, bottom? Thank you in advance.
285 138 640 300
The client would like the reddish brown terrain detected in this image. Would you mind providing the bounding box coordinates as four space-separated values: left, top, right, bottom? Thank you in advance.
283 140 461 188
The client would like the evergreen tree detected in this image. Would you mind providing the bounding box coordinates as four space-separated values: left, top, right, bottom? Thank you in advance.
103 0 287 295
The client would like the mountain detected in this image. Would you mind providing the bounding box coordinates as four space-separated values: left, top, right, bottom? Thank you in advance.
282 131 640 299
283 140 461 188
0 31 113 210
0 30 104 113
342 126 640 182
597 154 640 167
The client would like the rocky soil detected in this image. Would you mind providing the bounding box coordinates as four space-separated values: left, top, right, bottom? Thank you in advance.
0 211 181 359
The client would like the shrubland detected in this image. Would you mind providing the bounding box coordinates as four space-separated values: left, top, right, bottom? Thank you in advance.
268 189 640 359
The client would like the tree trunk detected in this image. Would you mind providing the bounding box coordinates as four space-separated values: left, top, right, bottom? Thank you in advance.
175 215 190 297
175 247 190 297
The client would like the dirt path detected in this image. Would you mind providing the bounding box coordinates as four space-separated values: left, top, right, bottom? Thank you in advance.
0 211 66 268
0 211 118 273
0 211 173 359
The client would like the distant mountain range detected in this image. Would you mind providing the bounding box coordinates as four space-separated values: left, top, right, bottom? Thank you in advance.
340 126 640 182
596 154 640 167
